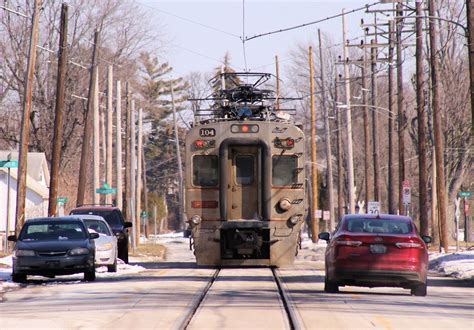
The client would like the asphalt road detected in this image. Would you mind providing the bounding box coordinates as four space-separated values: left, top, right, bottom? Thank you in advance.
1 237 473 329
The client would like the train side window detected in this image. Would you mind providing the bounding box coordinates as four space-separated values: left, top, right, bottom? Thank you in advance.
272 155 297 186
235 155 254 185
193 155 218 187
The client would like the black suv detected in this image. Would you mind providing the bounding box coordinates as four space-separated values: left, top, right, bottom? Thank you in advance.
70 206 132 263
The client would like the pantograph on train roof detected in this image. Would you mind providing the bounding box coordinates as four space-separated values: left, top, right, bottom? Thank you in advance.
189 72 300 124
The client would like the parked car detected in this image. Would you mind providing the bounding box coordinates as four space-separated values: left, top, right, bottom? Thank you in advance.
70 206 132 263
75 215 118 272
318 214 431 296
8 216 98 283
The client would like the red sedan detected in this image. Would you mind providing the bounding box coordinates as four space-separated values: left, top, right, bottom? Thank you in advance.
318 214 431 296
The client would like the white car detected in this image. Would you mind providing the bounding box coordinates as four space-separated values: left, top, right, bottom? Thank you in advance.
73 215 118 272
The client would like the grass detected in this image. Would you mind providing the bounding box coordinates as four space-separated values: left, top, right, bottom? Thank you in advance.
130 243 166 259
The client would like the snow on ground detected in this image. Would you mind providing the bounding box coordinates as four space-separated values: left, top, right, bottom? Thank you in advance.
429 249 474 281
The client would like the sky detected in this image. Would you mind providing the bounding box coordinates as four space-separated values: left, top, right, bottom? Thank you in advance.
137 0 392 79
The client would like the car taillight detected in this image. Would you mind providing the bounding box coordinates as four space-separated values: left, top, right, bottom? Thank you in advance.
395 242 422 249
191 201 218 208
335 240 362 247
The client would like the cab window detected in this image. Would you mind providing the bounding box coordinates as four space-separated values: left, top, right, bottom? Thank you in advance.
235 155 254 185
272 155 297 186
193 155 218 186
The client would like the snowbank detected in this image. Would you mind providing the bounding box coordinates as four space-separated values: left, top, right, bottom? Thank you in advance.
429 249 474 281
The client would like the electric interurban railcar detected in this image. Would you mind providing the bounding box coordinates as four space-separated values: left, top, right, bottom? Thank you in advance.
185 72 306 267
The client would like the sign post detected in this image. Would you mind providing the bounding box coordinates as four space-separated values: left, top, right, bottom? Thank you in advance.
459 191 472 243
402 181 411 216
1 158 18 253
57 197 68 217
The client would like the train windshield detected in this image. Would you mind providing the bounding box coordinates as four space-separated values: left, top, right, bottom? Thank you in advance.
193 155 218 186
272 155 298 186
235 155 254 185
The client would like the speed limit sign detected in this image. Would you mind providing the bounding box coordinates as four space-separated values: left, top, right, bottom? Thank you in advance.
402 181 411 205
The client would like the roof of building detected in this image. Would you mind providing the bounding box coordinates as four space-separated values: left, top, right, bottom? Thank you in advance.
0 151 50 187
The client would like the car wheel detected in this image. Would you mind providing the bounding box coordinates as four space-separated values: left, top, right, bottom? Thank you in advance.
324 276 339 293
119 246 129 264
84 266 96 282
411 283 427 296
107 259 117 273
12 272 27 283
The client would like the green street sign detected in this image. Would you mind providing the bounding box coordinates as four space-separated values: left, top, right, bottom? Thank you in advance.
0 160 18 168
57 197 68 204
140 211 148 218
459 191 472 199
96 183 117 194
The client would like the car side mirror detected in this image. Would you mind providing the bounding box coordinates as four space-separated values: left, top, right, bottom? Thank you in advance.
124 222 133 228
7 235 17 242
422 235 432 244
318 232 330 242
89 232 100 239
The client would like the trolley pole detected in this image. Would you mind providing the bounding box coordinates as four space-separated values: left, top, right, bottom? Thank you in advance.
15 0 42 234
309 46 319 241
275 55 280 111
48 3 68 217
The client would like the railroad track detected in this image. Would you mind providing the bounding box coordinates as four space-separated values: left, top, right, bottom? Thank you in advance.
178 267 302 330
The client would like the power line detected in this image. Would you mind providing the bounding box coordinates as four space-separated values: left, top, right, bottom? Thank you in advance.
135 1 240 39
245 2 380 42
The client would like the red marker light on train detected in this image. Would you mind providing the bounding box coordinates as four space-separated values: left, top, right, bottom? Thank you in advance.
195 140 205 148
286 139 295 147
241 125 249 133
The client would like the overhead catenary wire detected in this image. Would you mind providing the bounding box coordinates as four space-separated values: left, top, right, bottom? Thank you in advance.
245 2 381 42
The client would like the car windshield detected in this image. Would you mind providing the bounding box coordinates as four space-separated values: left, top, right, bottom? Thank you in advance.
19 221 87 241
345 218 412 234
83 219 111 236
72 210 123 227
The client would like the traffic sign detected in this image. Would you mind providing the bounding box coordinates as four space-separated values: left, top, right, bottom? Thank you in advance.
96 183 117 195
57 197 68 205
459 191 472 199
140 211 148 218
403 187 411 205
402 180 411 189
0 160 18 168
368 201 381 215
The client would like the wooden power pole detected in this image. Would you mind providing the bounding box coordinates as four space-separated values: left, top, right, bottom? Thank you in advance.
130 99 136 250
77 30 100 206
335 75 344 221
48 3 68 217
387 21 396 214
171 83 185 230
319 30 335 231
467 0 474 138
416 1 429 236
136 107 143 243
429 0 448 250
93 70 100 204
106 65 113 204
15 0 42 233
362 39 372 214
309 46 319 240
116 80 123 210
396 2 406 216
124 83 131 219
370 39 381 204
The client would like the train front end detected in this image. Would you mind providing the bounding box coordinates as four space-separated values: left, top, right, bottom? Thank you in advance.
185 120 306 267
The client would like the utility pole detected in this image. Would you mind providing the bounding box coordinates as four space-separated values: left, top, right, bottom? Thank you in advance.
335 74 344 221
275 55 280 110
360 37 372 214
93 71 100 205
124 83 131 219
309 46 319 240
142 151 149 237
319 30 335 231
136 107 143 244
396 3 406 216
370 39 381 204
416 1 429 236
467 0 474 138
106 65 113 204
171 83 185 230
116 80 123 210
48 3 68 217
429 0 448 250
342 9 355 214
387 21 396 214
130 99 136 249
77 30 100 206
15 0 42 233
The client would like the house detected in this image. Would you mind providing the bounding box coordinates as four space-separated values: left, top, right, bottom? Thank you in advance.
0 151 50 237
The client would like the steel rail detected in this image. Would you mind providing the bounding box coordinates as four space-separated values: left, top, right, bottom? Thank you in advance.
272 268 303 330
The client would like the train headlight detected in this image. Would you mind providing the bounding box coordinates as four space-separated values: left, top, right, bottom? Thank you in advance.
190 215 202 227
288 215 301 227
278 198 292 211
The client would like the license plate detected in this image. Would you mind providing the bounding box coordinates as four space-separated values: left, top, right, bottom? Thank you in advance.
370 244 387 254
45 260 60 268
